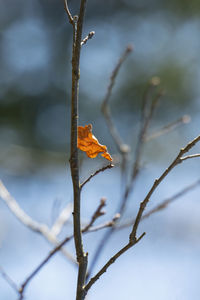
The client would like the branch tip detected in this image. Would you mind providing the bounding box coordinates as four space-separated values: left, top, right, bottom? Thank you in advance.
81 31 95 46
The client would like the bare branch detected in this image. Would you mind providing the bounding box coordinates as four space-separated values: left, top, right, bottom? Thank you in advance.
117 179 200 230
86 213 120 233
84 232 145 293
142 179 200 220
68 0 89 298
180 153 200 161
64 0 73 24
0 266 18 294
85 213 120 281
145 114 191 142
129 134 200 241
80 163 114 190
81 31 95 46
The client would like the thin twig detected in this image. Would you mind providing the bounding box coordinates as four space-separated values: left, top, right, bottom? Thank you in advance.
80 164 114 190
0 181 74 262
64 0 73 24
0 266 18 294
145 115 191 142
84 232 145 293
85 213 120 281
142 179 200 220
129 134 200 241
180 154 200 161
81 31 95 46
116 179 200 229
86 213 120 233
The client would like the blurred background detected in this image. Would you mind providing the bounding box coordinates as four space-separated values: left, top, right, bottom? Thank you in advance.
1 0 200 299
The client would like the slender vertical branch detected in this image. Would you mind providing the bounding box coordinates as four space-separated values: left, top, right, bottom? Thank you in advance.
66 0 88 299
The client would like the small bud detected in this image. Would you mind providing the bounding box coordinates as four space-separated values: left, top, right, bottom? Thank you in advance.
88 31 95 38
127 44 134 53
100 198 106 205
113 213 120 222
182 114 191 124
73 15 79 22
120 144 130 153
99 210 106 216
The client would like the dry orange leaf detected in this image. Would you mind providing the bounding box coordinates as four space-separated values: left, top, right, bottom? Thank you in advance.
77 124 112 161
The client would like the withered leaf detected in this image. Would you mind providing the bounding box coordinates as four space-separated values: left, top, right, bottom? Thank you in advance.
77 124 112 161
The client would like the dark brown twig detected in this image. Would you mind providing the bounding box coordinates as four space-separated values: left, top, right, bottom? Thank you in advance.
84 232 145 293
130 134 200 241
117 179 200 229
80 164 114 190
142 179 200 220
67 0 88 299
